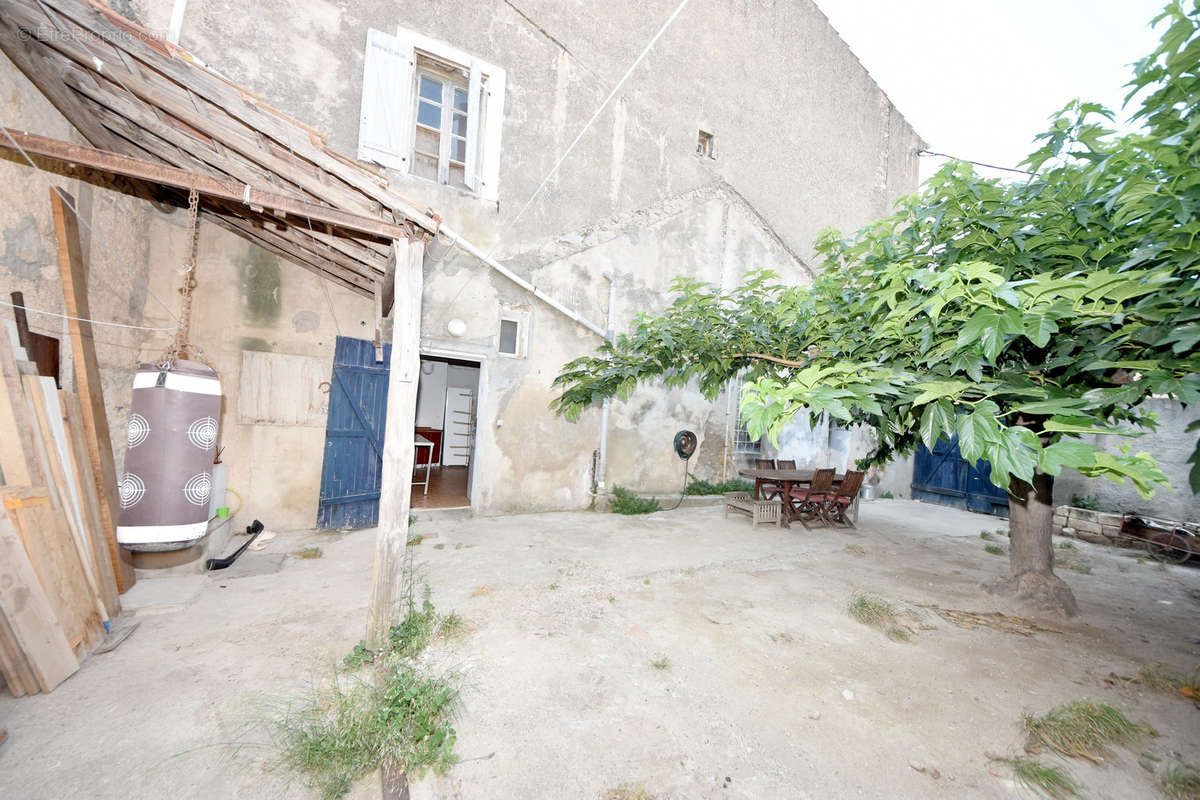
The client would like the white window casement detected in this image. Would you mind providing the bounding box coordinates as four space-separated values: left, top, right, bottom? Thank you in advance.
496 311 529 358
358 27 506 202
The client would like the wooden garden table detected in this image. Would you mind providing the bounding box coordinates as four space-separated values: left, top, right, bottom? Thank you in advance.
737 468 847 528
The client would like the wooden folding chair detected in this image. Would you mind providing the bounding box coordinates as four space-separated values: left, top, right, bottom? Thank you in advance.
824 470 866 528
755 458 780 500
788 468 835 529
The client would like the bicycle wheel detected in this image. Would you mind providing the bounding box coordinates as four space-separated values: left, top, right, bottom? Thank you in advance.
1148 533 1193 565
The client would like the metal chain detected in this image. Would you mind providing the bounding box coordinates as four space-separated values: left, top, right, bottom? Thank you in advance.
164 187 214 370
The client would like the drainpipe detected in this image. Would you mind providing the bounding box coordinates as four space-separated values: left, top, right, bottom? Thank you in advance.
439 225 607 338
596 272 616 492
166 0 188 44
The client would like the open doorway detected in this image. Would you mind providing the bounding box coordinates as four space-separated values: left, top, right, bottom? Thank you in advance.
413 355 481 509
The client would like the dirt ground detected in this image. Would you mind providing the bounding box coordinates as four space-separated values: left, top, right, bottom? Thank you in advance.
0 499 1197 799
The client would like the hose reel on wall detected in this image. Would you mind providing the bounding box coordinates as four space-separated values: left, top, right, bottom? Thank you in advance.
664 429 697 510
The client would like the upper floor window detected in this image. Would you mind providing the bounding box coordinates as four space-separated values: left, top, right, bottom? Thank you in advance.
358 28 506 202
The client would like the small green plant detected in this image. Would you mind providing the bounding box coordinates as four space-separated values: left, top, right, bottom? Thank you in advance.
273 662 460 799
1136 663 1192 695
990 755 1081 800
1022 700 1155 763
601 785 655 800
407 534 424 546
1054 540 1077 550
1070 495 1104 511
650 656 670 670
342 642 376 669
997 528 1010 538
879 490 895 499
684 477 754 495
609 487 661 515
1161 764 1200 800
548 582 560 590
980 531 996 541
847 592 910 641
294 546 323 559
1054 557 1092 575
985 544 1006 556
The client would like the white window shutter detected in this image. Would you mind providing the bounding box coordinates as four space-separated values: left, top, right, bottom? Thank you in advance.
463 63 483 192
358 28 413 170
478 64 505 203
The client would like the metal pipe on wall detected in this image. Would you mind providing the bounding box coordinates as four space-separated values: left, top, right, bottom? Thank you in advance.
167 0 188 44
596 272 616 492
439 225 607 338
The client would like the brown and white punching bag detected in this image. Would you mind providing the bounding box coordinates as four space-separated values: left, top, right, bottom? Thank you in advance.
116 360 222 549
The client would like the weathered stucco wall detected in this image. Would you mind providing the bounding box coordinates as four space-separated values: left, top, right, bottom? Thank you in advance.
0 54 159 477
131 0 922 265
7 0 922 523
135 221 374 530
1051 399 1199 523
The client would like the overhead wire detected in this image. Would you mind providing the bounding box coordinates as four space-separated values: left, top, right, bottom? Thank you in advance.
437 0 694 322
0 299 180 332
1 127 184 331
917 149 1034 176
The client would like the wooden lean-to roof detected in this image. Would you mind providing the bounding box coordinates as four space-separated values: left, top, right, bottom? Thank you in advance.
0 0 441 300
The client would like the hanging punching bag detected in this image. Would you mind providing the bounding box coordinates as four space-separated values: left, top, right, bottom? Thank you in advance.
116 360 222 550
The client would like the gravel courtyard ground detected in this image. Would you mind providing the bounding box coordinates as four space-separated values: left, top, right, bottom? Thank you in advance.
0 499 1197 799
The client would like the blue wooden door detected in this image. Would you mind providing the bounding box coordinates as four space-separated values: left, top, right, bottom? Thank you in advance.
317 336 391 530
912 435 1009 518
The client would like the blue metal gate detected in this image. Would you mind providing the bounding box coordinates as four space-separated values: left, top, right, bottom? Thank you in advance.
912 434 1010 517
317 336 391 530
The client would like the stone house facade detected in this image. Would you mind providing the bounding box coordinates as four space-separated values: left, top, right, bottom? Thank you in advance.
1 0 922 528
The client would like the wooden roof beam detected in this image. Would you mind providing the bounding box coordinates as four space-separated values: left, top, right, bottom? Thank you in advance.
0 129 414 242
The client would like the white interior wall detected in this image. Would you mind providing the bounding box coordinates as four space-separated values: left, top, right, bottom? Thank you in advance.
415 359 448 428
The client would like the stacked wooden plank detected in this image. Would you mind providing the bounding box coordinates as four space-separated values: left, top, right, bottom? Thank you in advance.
0 318 125 695
0 191 129 696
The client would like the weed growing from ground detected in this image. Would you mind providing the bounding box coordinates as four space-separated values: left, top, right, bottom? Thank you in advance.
272 662 459 800
1136 663 1197 696
1161 764 1200 799
650 656 670 670
601 784 655 800
1022 700 1154 762
294 547 323 559
879 490 895 499
847 592 910 641
1054 540 1078 550
984 544 1006 556
407 534 424 546
1054 556 1092 574
980 531 995 541
990 756 1080 799
610 487 661 514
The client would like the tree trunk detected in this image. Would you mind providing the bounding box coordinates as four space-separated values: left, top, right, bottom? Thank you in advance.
985 470 1078 616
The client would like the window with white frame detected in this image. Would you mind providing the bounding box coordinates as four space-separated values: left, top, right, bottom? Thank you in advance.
358 28 506 201
497 316 523 357
729 378 762 453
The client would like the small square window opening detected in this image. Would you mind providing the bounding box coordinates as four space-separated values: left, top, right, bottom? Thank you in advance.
697 130 715 158
498 319 520 356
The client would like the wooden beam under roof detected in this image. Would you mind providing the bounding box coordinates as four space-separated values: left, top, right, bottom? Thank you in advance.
0 130 416 242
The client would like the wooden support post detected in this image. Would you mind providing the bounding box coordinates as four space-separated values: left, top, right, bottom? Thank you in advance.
366 237 425 646
50 189 135 593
